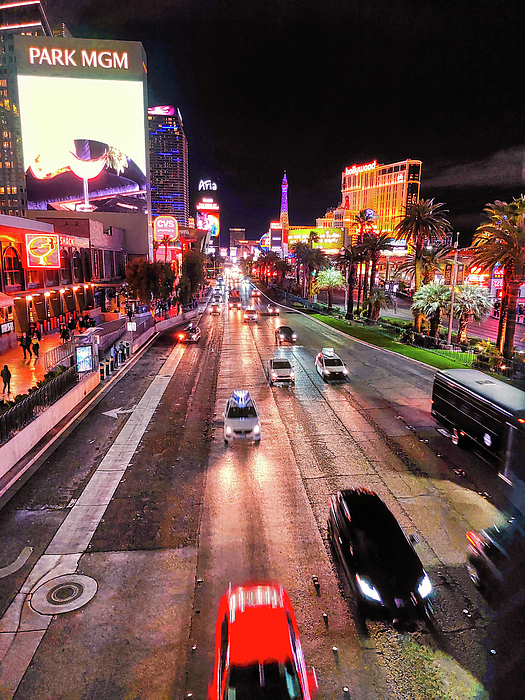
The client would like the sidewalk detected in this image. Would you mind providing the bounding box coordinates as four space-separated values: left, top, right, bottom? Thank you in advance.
0 330 64 400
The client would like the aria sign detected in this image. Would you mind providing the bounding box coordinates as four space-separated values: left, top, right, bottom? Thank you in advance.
153 216 179 241
25 233 60 268
198 179 218 192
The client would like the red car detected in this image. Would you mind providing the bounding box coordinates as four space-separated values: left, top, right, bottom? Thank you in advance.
210 583 318 700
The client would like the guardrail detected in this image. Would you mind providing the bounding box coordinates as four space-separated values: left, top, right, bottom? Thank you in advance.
0 365 79 445
43 339 75 370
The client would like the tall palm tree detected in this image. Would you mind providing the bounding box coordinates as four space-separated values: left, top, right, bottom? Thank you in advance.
361 232 394 316
471 196 525 358
289 241 310 289
394 199 452 332
411 283 451 338
159 234 172 263
152 240 160 262
308 230 320 249
312 267 346 308
274 259 291 286
304 248 328 299
453 284 494 344
350 209 376 314
337 243 366 318
396 245 451 286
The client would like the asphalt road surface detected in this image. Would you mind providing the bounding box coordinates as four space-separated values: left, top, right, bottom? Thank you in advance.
0 284 508 699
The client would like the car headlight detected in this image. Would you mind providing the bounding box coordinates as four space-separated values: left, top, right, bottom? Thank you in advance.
290 372 295 379
324 369 330 375
271 372 277 380
417 573 433 599
253 424 260 435
355 575 382 603
343 368 348 374
225 426 232 435
292 334 297 340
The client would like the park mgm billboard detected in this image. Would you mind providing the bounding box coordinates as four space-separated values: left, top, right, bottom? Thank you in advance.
12 35 150 216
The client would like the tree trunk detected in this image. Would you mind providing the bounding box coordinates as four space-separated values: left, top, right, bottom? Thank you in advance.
430 312 440 338
503 280 521 359
328 289 333 308
458 314 469 344
356 262 363 314
346 264 356 318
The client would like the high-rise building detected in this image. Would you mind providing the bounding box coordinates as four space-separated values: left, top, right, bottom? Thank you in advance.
317 158 422 242
148 105 189 225
280 171 289 233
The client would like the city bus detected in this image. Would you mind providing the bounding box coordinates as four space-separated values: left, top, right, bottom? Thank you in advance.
431 369 525 485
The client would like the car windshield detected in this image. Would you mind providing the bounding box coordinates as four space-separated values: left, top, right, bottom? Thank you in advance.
228 405 258 418
272 361 291 369
279 327 293 334
225 661 303 700
324 358 343 367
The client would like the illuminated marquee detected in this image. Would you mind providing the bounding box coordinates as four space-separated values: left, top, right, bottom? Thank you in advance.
25 233 60 268
153 215 179 241
196 198 220 237
288 228 344 253
198 179 218 192
28 47 129 70
343 160 377 177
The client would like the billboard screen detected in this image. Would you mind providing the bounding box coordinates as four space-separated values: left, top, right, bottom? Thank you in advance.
14 36 148 214
196 198 220 237
288 228 344 253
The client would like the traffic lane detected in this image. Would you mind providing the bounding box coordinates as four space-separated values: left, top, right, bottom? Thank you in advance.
252 311 499 692
0 336 175 619
186 308 389 700
10 315 220 700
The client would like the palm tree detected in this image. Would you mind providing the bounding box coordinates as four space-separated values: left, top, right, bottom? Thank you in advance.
350 209 376 314
304 248 328 299
312 267 346 308
411 283 451 338
453 284 494 344
337 243 366 318
394 199 452 331
152 240 160 262
308 230 320 248
361 232 394 317
471 196 525 358
159 234 172 263
364 287 396 321
396 245 451 286
274 259 291 286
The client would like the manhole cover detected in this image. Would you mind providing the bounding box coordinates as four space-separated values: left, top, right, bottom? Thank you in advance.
30 574 97 615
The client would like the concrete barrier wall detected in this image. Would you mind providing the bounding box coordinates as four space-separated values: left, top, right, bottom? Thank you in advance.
0 371 100 482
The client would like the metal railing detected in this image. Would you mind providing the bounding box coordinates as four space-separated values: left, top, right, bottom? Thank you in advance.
0 365 79 445
43 339 75 370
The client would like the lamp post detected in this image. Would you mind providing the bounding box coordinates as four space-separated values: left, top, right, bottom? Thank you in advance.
447 232 460 347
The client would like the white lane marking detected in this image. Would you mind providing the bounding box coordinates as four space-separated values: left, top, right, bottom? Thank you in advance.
102 405 137 419
0 343 185 698
0 547 33 579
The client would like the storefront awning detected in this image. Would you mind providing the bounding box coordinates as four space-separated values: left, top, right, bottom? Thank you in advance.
0 292 14 309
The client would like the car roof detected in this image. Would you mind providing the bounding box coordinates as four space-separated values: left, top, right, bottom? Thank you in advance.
229 390 256 408
228 606 292 665
278 326 293 331
270 358 291 365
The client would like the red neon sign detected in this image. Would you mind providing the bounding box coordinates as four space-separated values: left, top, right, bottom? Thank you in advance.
343 160 377 176
25 233 60 268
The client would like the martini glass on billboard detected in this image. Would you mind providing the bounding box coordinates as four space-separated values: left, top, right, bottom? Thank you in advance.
68 142 107 212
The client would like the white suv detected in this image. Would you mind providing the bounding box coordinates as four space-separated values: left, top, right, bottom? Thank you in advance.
315 348 349 381
223 390 261 444
243 307 258 322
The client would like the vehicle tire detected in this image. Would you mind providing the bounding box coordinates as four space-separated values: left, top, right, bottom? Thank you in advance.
224 439 228 446
269 380 273 386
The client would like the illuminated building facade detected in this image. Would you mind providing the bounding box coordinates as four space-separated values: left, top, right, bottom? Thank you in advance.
148 105 189 225
280 171 289 234
317 158 422 242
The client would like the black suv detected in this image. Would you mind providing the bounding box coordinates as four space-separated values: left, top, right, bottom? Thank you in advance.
328 489 433 624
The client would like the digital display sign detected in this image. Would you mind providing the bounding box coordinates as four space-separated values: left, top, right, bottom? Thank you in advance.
14 36 148 214
196 198 220 237
75 345 93 373
288 228 344 253
25 233 60 268
153 215 179 241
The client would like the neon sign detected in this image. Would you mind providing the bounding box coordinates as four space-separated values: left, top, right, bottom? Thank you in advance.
153 215 179 241
25 233 60 268
343 160 377 176
148 105 175 116
28 47 129 70
198 179 218 192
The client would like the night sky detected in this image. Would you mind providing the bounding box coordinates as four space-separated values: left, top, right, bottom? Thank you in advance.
51 0 525 245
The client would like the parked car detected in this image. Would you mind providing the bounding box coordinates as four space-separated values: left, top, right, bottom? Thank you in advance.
210 583 318 700
328 488 434 625
268 358 295 385
275 326 297 345
223 390 261 444
177 324 201 342
315 348 348 381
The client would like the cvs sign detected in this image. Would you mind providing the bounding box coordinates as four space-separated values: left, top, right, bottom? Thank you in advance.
153 216 179 241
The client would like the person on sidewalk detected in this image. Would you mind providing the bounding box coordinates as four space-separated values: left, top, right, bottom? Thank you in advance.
34 326 42 341
60 324 70 343
32 335 40 359
20 332 32 359
1 364 11 394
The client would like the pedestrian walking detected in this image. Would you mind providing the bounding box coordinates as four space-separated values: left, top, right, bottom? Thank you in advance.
127 307 133 322
32 336 40 359
20 332 32 359
35 326 42 341
1 364 11 394
68 316 77 333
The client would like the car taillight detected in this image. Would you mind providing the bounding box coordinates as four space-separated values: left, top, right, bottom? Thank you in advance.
178 334 184 340
466 531 484 549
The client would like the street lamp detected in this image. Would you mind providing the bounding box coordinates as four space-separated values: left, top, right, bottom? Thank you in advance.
447 232 460 347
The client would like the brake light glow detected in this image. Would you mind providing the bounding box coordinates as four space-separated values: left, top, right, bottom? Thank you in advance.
466 531 484 548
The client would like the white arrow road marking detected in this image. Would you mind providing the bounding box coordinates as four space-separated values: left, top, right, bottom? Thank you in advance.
0 547 33 579
102 405 137 419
